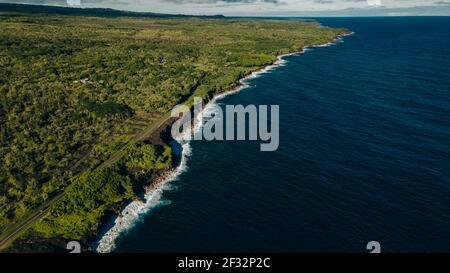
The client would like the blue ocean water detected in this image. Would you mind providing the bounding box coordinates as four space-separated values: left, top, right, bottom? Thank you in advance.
114 17 450 252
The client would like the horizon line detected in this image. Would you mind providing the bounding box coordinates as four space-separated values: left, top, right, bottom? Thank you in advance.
1 2 450 18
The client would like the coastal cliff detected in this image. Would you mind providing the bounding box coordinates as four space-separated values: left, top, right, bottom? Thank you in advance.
0 10 349 252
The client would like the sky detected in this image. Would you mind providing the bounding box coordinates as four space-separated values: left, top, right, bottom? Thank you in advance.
2 0 450 16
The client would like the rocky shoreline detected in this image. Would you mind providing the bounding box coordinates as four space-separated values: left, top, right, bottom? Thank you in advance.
92 30 353 253
5 30 352 253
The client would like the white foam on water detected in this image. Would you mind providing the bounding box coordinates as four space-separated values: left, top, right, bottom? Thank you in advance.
95 137 193 253
94 186 172 253
94 33 354 252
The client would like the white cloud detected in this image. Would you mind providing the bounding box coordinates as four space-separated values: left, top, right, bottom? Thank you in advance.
67 0 81 6
366 0 382 7
1 0 450 15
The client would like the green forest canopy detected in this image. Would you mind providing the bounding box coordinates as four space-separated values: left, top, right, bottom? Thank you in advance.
0 13 347 240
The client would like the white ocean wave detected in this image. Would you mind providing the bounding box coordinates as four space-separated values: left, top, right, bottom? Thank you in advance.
94 34 351 253
95 138 192 253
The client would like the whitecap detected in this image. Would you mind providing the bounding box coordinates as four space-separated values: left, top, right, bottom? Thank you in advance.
94 32 353 252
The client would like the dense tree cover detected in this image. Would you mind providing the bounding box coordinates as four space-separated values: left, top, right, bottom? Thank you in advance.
120 142 172 175
0 13 347 238
32 166 133 239
0 3 225 19
32 141 171 239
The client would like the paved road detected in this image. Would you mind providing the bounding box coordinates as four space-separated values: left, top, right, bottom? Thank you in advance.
0 110 176 251
0 193 65 251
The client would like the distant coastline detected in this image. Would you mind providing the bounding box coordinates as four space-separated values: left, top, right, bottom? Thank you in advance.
0 3 225 19
94 30 354 253
0 11 350 252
